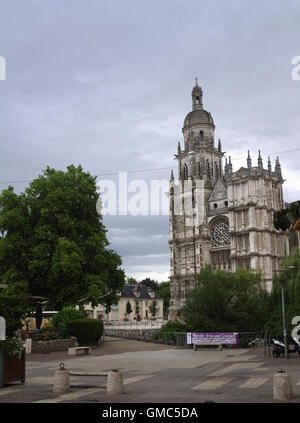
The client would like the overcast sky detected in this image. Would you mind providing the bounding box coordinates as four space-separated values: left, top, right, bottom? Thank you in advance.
0 0 299 282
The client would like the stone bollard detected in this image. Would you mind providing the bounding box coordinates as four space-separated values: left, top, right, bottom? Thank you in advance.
53 363 70 394
107 370 124 395
273 370 295 401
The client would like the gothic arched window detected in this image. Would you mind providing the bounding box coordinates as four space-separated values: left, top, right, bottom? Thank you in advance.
183 163 188 180
200 130 204 139
206 159 210 177
210 218 230 248
198 162 201 176
215 162 219 178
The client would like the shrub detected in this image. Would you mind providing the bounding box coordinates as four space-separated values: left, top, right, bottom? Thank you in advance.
0 336 23 358
51 307 84 338
152 321 189 342
41 322 56 333
68 318 104 344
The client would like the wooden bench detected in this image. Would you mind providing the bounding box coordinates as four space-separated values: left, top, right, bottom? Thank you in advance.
68 346 91 356
69 371 107 377
193 344 223 351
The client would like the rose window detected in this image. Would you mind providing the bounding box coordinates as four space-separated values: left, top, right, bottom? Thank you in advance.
211 220 230 248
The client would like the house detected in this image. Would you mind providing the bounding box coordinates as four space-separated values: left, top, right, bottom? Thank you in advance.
83 284 164 321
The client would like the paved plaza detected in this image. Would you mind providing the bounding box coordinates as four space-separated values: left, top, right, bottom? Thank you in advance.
1 337 300 403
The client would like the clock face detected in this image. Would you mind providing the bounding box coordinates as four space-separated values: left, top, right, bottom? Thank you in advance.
211 219 230 248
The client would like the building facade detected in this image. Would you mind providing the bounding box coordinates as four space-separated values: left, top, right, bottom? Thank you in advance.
168 81 290 320
84 285 163 322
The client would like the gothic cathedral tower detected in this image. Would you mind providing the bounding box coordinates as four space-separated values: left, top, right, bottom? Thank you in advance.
168 81 290 321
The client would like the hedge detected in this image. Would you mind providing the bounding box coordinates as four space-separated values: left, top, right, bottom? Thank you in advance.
68 318 104 344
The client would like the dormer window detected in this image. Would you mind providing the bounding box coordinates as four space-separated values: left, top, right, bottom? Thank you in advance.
133 287 141 298
146 287 155 298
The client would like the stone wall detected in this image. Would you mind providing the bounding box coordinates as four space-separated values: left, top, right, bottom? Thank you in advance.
31 338 77 354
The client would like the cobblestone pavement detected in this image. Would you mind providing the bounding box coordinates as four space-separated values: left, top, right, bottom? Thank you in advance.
1 338 300 403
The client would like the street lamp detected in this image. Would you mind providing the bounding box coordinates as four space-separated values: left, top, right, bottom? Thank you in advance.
274 266 296 359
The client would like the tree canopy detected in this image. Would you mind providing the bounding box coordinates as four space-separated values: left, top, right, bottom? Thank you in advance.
0 282 31 335
273 200 300 231
181 266 270 332
0 165 125 310
266 248 300 335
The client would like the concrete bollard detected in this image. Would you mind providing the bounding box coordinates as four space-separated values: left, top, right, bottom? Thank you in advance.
273 370 295 401
106 370 124 395
53 363 70 394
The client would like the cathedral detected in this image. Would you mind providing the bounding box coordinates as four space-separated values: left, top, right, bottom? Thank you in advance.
168 80 290 320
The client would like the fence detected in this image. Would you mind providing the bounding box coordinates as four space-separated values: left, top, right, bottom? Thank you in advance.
104 319 167 330
104 328 272 350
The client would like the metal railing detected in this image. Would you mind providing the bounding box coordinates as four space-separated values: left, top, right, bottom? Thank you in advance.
104 318 168 330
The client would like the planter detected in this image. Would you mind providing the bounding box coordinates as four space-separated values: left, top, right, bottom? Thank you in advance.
0 348 26 386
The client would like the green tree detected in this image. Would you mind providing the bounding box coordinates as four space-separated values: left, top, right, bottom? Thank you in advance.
0 165 125 310
267 248 300 335
182 266 270 332
126 300 132 317
126 276 138 285
273 200 300 231
149 300 157 317
156 281 170 317
139 278 158 291
0 281 31 336
51 307 84 338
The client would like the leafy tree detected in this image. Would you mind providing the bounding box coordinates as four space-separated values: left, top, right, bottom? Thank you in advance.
0 281 31 336
125 300 132 316
156 281 170 317
0 165 125 310
182 266 270 332
149 300 157 317
266 248 300 335
139 278 158 291
51 307 84 338
126 276 138 285
273 200 300 231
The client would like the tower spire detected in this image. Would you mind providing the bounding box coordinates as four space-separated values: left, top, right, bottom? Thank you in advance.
191 78 203 111
218 138 222 152
258 150 263 169
268 156 272 175
247 150 252 170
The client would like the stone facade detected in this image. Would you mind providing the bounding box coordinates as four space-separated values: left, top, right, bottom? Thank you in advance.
84 285 164 321
168 81 290 320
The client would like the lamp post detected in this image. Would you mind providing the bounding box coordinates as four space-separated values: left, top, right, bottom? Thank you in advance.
274 266 296 359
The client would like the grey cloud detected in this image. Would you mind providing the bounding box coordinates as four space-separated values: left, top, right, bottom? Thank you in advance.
0 0 299 279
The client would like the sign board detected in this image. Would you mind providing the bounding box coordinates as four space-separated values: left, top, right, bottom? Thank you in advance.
0 316 6 341
23 338 32 354
187 332 239 345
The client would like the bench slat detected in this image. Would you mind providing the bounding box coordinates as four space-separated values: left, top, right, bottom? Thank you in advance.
69 372 108 377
